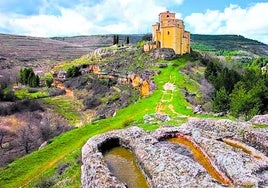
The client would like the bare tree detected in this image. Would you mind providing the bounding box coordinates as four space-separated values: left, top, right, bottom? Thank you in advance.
39 113 53 141
17 124 36 154
0 127 8 149
200 78 214 103
16 112 41 154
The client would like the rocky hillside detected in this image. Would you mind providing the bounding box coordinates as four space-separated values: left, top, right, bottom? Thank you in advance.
0 33 143 69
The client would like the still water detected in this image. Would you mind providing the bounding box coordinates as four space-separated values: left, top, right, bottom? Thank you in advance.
103 147 149 188
168 136 232 186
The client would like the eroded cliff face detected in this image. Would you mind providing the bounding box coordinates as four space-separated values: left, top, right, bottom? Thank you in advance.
81 115 268 188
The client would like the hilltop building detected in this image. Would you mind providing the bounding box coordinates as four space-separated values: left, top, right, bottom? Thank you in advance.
144 11 190 55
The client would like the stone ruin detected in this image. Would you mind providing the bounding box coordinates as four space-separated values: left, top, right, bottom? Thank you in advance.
81 115 268 188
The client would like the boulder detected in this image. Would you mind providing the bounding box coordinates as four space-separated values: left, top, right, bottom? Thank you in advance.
152 48 176 60
193 105 203 114
250 114 268 125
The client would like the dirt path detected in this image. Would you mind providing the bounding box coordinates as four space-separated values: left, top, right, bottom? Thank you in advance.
155 74 176 114
55 81 74 98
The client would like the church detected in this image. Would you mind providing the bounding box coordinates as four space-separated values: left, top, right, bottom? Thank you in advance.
145 11 190 55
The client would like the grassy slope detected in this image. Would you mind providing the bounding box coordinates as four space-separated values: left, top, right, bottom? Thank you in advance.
0 56 216 187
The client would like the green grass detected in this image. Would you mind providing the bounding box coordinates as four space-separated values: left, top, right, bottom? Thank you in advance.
252 123 268 129
42 96 82 125
0 55 230 187
14 88 49 99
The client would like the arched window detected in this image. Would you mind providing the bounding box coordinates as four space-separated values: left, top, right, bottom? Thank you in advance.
167 15 169 18
167 31 170 35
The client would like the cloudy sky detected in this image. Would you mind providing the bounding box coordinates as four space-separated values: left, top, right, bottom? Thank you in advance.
0 0 267 44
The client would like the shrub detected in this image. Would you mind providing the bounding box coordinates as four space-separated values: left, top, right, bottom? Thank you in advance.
45 76 53 88
48 88 66 97
83 96 101 109
35 176 55 188
66 66 80 78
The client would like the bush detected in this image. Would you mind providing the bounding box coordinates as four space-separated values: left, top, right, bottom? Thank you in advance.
2 89 16 102
48 88 66 97
45 76 53 88
0 100 43 115
83 96 101 109
137 40 146 48
66 66 80 78
35 176 55 188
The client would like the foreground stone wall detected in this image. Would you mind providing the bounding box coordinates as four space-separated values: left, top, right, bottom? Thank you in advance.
81 116 268 188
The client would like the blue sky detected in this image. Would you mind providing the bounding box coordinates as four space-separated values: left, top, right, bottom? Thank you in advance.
0 0 267 44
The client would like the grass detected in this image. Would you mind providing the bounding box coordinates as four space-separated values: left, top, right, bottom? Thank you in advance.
42 96 83 126
252 123 268 129
14 88 49 99
0 54 230 187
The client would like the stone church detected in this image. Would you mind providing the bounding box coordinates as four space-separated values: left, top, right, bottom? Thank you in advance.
145 11 190 55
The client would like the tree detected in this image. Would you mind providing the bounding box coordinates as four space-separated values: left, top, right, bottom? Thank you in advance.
204 61 222 83
17 124 36 154
214 68 241 93
116 35 119 44
126 36 130 44
230 81 262 119
212 87 230 112
113 35 117 45
19 68 39 87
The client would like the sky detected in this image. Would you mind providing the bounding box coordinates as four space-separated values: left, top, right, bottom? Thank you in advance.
0 0 267 44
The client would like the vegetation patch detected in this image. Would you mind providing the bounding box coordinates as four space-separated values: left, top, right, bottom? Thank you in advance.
15 88 49 100
252 123 268 129
42 96 82 125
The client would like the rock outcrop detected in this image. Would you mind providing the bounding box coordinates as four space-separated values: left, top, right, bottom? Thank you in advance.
82 116 268 188
152 48 176 60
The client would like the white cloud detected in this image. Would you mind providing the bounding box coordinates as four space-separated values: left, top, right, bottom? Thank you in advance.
0 0 171 37
185 3 268 44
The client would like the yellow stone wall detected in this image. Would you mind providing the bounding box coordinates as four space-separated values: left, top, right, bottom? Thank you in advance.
151 11 190 55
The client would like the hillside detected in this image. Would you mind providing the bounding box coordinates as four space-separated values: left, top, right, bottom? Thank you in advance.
0 33 143 69
0 33 268 187
0 49 267 187
191 34 268 56
1 33 267 70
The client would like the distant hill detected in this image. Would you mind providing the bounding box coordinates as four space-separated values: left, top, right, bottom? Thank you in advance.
1 33 267 69
191 34 268 56
0 33 143 69
0 34 110 69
